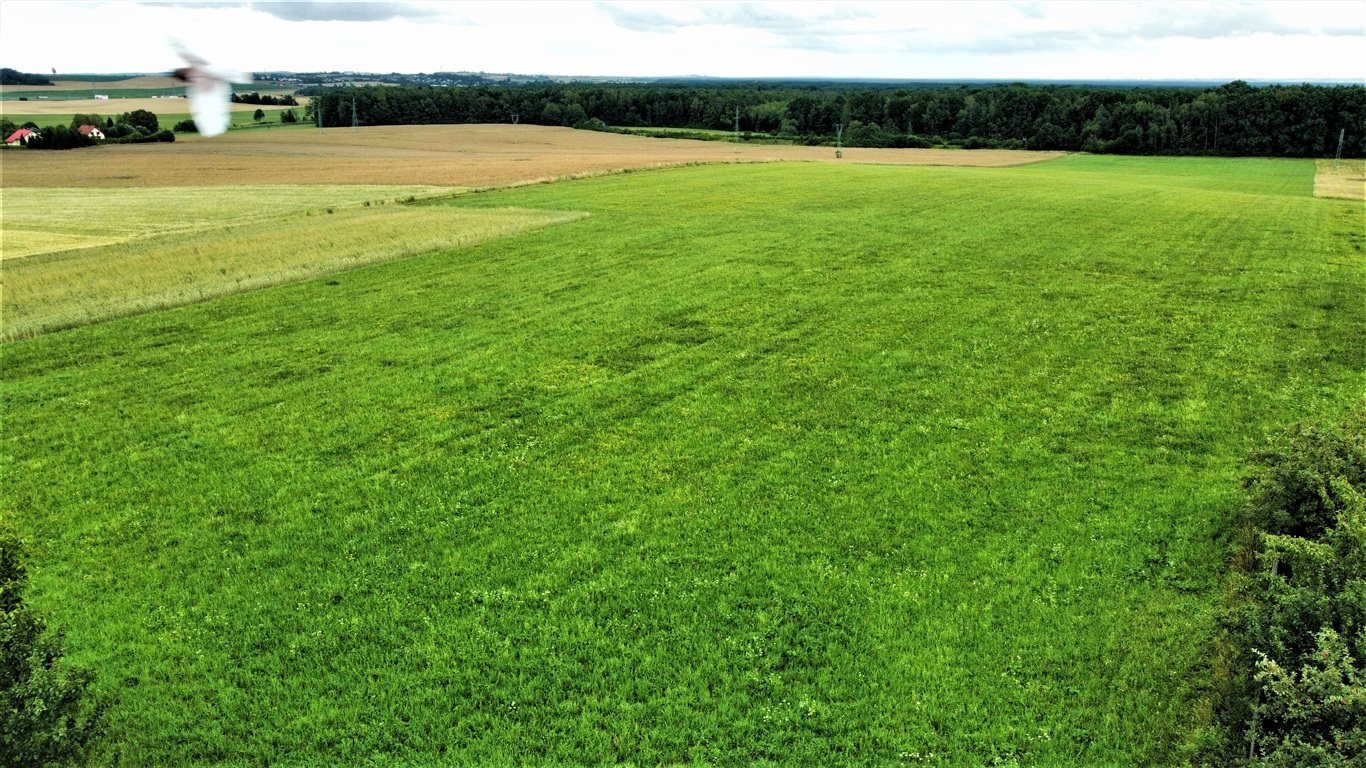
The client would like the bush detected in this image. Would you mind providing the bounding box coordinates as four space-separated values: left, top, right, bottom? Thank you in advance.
173 119 198 133
119 109 158 134
1245 413 1366 539
573 117 609 132
1214 407 1366 767
1 524 104 766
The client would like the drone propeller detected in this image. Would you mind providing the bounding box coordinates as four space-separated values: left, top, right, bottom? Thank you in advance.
170 41 250 137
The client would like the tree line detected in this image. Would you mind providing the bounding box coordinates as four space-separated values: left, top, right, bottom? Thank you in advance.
0 67 53 86
231 92 298 106
309 80 1364 157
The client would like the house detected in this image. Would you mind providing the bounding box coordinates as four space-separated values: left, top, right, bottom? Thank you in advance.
77 125 105 140
5 128 39 145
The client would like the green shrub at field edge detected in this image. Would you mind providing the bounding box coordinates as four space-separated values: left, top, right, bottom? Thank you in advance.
1 524 104 768
1206 409 1366 766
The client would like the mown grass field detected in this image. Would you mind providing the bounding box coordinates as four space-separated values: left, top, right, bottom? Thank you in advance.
1 155 1362 766
2 106 308 130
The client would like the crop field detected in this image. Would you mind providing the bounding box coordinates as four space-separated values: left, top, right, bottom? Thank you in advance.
2 184 580 338
0 124 1063 188
1314 158 1366 200
0 75 183 94
1 145 1363 766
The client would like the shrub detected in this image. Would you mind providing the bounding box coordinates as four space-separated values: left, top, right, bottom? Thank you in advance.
173 119 198 133
573 117 609 132
1 524 104 766
1245 413 1366 539
1215 407 1366 767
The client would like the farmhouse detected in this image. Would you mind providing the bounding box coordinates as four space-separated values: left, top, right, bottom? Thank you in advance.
77 124 105 140
5 128 39 145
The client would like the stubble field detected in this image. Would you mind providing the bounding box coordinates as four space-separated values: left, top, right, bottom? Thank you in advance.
1 128 1362 766
0 123 1064 188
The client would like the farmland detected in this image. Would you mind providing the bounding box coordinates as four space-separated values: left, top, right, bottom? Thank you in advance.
1 130 1362 766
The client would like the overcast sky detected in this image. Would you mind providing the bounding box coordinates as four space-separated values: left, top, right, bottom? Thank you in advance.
1 1 1362 82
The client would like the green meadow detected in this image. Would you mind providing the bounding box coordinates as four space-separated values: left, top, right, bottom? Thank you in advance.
2 107 306 131
1 156 1362 766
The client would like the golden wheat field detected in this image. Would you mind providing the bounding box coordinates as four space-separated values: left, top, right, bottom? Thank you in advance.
0 124 1066 188
1314 158 1366 200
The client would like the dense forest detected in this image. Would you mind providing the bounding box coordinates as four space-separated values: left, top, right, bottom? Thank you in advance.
0 67 53 86
309 80 1364 157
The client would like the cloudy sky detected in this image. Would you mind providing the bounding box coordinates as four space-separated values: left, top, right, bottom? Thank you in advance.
1 1 1361 81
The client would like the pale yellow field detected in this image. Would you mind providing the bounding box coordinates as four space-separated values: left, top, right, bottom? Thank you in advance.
0 75 180 94
1314 158 1366 200
0 123 1065 189
3 202 583 340
1 185 452 259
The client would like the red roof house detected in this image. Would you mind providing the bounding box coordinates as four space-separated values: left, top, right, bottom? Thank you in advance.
77 124 105 140
5 128 39 145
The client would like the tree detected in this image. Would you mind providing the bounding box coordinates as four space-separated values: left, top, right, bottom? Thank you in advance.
253 108 265 122
120 109 158 134
1 524 104 766
280 108 297 124
68 114 104 131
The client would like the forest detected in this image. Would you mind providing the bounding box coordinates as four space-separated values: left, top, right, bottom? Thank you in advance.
309 80 1364 157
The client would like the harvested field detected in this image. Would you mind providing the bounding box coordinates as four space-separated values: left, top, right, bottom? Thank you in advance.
0 75 181 93
0 124 1066 188
1314 158 1366 200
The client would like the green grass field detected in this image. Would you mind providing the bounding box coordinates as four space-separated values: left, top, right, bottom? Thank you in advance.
1 156 1362 766
3 107 306 131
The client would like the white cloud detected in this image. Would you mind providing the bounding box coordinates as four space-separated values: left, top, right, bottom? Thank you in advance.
0 1 1359 80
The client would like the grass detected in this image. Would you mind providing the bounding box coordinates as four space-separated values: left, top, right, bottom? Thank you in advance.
3 106 305 132
2 185 584 339
1 157 1362 766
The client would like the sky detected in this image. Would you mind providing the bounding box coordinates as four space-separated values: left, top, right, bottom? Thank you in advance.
0 0 1362 82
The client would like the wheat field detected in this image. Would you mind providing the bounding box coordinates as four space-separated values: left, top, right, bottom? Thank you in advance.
0 123 1065 188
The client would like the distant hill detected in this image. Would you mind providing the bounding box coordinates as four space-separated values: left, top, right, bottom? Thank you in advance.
1 68 55 86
